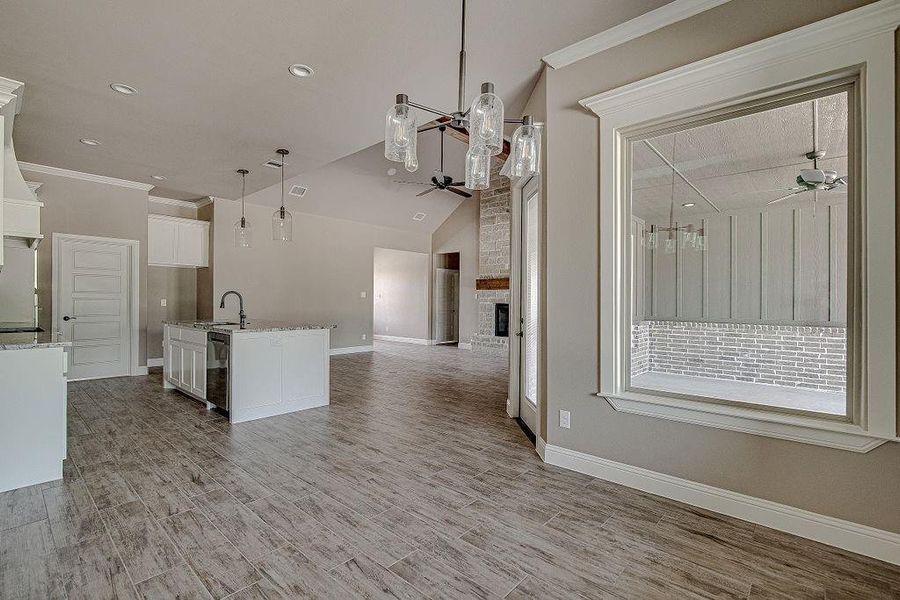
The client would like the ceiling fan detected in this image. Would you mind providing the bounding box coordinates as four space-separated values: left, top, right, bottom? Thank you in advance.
394 125 473 198
766 149 848 205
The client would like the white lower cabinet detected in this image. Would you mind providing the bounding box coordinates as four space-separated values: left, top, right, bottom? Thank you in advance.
164 327 206 399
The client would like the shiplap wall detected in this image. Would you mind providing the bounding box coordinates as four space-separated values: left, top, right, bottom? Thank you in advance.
633 198 847 326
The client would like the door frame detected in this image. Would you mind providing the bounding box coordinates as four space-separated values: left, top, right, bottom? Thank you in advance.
508 174 543 448
52 233 141 378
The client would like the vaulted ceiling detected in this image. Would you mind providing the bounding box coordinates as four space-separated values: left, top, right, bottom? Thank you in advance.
0 0 669 219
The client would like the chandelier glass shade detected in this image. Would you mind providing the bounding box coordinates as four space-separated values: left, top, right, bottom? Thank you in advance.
469 83 504 156
464 148 491 190
271 149 293 242
509 117 540 177
234 168 252 248
385 101 417 170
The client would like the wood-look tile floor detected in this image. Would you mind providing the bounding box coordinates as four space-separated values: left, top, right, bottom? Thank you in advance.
2 341 898 599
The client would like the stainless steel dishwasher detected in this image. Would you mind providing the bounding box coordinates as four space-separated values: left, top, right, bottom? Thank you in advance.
206 332 230 411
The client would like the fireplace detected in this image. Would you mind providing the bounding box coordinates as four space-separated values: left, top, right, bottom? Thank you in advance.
494 303 509 337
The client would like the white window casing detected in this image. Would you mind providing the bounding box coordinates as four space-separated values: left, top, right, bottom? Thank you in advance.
581 0 898 452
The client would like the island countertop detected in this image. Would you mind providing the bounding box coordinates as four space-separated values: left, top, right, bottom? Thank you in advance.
163 320 337 335
0 331 71 351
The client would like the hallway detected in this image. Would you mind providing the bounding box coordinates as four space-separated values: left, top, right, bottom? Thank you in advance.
1 342 897 599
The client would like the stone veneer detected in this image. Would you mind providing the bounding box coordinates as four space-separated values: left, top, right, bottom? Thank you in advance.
632 321 846 392
473 158 510 354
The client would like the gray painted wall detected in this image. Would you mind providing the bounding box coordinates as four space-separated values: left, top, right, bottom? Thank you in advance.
373 247 429 340
538 0 900 534
432 198 478 347
211 199 430 349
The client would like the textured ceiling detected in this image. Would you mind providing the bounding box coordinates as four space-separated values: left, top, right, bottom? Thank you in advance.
0 0 669 207
633 91 849 221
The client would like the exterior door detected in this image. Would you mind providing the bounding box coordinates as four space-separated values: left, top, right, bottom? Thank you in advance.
56 235 134 380
433 268 460 344
519 177 539 434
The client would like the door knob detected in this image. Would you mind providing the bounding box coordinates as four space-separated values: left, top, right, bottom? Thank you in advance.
516 331 524 337
63 315 76 321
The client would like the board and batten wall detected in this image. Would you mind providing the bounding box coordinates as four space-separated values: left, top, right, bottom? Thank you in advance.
539 0 900 537
634 197 847 325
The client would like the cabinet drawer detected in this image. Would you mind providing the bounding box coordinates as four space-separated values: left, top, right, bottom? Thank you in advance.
180 328 208 346
167 326 182 341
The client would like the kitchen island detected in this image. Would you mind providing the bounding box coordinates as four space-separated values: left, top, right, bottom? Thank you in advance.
0 330 69 492
163 321 335 423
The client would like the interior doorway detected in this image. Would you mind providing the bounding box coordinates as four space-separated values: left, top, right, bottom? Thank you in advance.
517 178 540 435
433 252 460 345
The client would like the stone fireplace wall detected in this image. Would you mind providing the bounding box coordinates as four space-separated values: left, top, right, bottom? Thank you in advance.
473 158 510 354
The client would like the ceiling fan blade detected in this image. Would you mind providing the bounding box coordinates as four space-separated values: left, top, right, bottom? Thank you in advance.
446 187 472 198
766 189 808 205
449 181 465 187
394 180 431 186
418 123 444 133
416 187 437 197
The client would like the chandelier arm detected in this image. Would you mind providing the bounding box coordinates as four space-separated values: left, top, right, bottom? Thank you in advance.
406 100 457 119
458 0 466 114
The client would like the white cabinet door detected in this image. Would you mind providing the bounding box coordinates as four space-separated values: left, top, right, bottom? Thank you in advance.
191 345 207 397
148 217 177 265
179 344 193 390
176 222 208 267
168 341 183 386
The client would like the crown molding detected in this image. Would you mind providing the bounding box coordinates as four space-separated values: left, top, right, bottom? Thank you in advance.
148 196 200 210
542 0 731 69
579 0 900 117
0 76 24 112
18 162 154 191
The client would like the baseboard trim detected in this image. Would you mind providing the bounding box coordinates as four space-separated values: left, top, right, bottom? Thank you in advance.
542 443 900 566
536 437 546 460
458 342 473 350
373 335 434 345
330 345 374 355
146 358 163 368
134 366 149 376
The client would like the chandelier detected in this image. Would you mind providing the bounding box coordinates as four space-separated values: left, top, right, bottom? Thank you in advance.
384 0 541 190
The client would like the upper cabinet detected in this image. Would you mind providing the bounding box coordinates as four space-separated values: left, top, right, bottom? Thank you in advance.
148 214 209 268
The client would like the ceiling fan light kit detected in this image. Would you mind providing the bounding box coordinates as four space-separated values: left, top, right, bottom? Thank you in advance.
384 0 540 189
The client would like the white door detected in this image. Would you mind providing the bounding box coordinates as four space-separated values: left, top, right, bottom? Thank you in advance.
56 235 134 380
433 268 459 344
519 178 540 433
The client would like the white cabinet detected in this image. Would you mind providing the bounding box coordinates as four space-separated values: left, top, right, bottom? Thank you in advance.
148 214 209 268
163 325 207 399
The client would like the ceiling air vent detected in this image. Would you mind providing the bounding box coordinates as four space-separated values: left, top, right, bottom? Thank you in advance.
262 159 286 169
412 212 426 221
289 184 308 198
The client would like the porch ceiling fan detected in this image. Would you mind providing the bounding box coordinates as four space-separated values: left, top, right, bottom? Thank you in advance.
394 125 473 198
766 149 848 205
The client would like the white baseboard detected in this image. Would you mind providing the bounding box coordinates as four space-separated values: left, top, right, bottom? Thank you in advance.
133 366 149 375
458 342 473 350
330 345 374 355
147 358 163 368
536 437 546 460
373 335 434 345
542 443 900 566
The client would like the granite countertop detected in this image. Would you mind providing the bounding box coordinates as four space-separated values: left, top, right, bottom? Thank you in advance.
163 320 337 335
0 330 71 351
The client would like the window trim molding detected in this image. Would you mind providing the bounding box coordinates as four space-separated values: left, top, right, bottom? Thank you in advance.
582 0 898 451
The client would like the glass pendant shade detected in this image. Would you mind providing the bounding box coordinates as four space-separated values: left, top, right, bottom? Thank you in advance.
272 207 293 242
234 217 252 248
403 124 418 172
469 83 504 156
465 148 491 190
509 121 540 177
384 100 417 163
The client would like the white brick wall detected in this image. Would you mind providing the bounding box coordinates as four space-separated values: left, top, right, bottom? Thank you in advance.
631 321 846 392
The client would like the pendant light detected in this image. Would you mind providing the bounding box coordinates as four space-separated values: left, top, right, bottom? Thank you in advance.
234 168 252 248
384 0 540 190
271 149 293 242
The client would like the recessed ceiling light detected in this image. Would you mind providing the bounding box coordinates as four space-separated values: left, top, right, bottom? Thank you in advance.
151 175 167 181
79 138 101 146
387 167 397 176
110 83 138 95
682 202 696 208
288 64 314 78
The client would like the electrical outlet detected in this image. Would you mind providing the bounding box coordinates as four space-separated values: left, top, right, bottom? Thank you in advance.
559 409 571 429
160 298 167 307
360 291 367 299
361 333 367 341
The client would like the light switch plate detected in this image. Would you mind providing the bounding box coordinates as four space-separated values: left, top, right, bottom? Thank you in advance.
160 298 167 307
559 409 571 429
362 333 367 341
360 291 367 298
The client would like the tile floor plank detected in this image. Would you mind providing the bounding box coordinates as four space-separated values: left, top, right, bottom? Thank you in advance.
101 499 184 584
